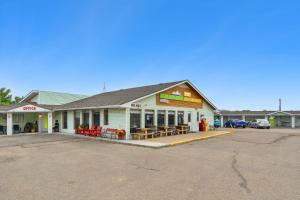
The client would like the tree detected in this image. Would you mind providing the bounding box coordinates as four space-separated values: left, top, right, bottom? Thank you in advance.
0 88 12 105
13 96 23 104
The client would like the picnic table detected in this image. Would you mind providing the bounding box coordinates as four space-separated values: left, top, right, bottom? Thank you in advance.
131 128 154 140
176 125 189 134
158 126 175 136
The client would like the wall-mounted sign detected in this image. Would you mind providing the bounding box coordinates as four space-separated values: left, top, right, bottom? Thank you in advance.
171 90 181 96
8 105 50 113
23 106 37 111
131 103 141 108
160 93 202 104
184 92 191 97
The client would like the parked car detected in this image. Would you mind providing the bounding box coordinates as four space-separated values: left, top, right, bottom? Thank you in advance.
224 119 247 128
214 119 221 128
250 119 271 129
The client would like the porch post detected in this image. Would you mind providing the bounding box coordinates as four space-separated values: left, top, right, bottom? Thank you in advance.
100 109 104 127
125 108 130 140
220 115 224 128
7 113 13 136
154 109 158 127
291 116 295 129
165 110 168 127
242 115 246 121
48 112 53 133
141 109 145 128
175 110 178 126
79 110 83 125
89 110 93 128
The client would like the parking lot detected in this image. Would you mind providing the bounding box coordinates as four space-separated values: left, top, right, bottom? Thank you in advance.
0 128 299 200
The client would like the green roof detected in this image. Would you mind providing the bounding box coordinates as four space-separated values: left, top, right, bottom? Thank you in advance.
22 90 89 105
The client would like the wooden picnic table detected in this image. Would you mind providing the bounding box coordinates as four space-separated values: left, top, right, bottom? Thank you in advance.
158 126 174 136
131 128 154 140
176 125 189 134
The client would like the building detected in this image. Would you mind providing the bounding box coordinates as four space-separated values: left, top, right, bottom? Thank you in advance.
216 110 300 128
0 80 217 139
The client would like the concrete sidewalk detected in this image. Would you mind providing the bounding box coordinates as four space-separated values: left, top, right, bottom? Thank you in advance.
94 130 232 148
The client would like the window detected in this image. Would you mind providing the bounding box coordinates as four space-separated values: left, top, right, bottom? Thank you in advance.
93 112 100 126
197 112 199 122
178 111 184 125
157 111 165 127
145 113 154 128
83 112 89 127
168 111 175 126
63 112 68 129
188 112 192 123
74 111 80 129
104 109 109 125
130 112 141 132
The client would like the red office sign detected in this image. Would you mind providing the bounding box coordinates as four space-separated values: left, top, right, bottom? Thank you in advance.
22 106 37 111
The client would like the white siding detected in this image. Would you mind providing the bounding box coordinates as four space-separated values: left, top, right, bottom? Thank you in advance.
61 111 75 134
133 94 215 132
104 109 126 130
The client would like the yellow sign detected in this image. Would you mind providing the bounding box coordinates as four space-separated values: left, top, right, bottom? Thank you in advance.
184 97 202 103
184 92 191 97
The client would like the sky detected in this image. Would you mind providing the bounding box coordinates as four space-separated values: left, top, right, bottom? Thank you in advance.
0 0 299 110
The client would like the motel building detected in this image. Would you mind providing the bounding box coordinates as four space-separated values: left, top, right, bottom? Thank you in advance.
215 110 300 128
0 80 217 139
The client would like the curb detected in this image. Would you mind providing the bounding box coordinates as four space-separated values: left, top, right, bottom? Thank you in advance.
167 131 232 147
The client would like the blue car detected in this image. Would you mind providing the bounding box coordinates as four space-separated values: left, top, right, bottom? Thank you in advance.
224 119 247 128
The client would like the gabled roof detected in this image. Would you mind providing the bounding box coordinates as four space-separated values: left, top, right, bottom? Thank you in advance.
21 90 89 105
56 80 217 110
0 102 55 113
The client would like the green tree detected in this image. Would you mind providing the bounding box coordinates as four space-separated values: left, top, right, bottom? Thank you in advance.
0 88 12 105
13 96 23 104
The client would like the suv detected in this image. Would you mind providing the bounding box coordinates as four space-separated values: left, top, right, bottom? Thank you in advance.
224 119 247 128
251 119 271 129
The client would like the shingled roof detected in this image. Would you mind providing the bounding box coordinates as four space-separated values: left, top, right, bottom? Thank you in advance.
56 80 217 110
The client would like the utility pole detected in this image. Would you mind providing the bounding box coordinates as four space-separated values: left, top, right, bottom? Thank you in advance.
103 82 106 93
279 98 282 112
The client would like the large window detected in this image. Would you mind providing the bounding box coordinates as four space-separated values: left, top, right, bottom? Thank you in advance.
130 110 141 132
178 111 184 125
63 112 68 129
93 112 100 126
83 112 89 127
145 110 154 128
168 111 175 126
157 111 165 127
188 112 192 123
104 109 109 125
74 111 80 129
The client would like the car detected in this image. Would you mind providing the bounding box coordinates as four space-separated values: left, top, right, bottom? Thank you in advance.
224 119 247 128
214 119 221 128
250 119 271 129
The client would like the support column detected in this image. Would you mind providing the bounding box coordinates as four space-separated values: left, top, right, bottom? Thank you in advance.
141 109 145 128
100 109 104 127
7 113 13 136
175 110 178 126
265 115 269 120
165 110 168 127
242 115 246 121
89 110 93 128
292 116 295 129
79 110 83 125
154 109 158 127
220 116 224 128
48 112 53 133
125 108 131 140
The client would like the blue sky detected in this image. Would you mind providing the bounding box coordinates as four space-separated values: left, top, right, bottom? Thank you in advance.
0 0 299 110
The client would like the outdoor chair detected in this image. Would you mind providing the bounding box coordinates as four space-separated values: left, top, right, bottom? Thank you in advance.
13 125 21 134
0 125 6 134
